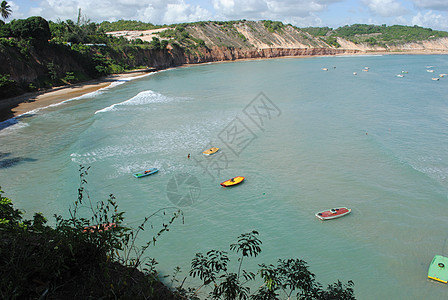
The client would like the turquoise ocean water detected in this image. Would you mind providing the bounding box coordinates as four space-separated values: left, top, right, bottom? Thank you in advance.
1 55 448 299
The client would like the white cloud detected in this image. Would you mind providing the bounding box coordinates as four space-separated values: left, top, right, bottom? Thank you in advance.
213 0 268 19
25 0 212 24
212 0 342 23
283 14 325 27
362 0 408 17
411 0 448 11
412 10 448 30
163 2 212 24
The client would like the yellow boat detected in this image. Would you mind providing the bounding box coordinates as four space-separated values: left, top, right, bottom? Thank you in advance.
203 147 219 156
221 176 245 187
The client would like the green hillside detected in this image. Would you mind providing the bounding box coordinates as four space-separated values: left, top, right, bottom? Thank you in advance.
302 23 448 46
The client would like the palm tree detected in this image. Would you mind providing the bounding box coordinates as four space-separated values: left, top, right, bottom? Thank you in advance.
1 1 12 21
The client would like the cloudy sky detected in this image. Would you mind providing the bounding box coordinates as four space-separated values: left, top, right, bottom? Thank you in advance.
6 0 448 31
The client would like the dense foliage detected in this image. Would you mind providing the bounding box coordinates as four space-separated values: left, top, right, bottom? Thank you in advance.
0 167 182 299
6 16 50 43
0 15 170 99
301 23 448 46
99 20 162 32
262 20 286 33
158 24 205 49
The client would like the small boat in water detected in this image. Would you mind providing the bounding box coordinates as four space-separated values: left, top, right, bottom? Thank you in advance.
401 71 408 74
133 168 159 178
221 176 245 187
315 207 351 220
322 68 328 71
428 255 448 283
432 78 440 81
203 147 220 156
397 74 405 78
427 69 435 73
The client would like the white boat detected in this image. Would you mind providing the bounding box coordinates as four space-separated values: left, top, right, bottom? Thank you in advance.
353 72 357 75
432 78 440 81
397 74 404 78
427 69 435 73
439 74 447 78
322 68 328 71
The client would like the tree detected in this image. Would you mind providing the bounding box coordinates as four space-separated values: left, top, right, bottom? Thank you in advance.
0 1 11 21
188 231 356 299
9 16 51 43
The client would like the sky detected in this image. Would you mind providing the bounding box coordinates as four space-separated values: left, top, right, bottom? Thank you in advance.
5 0 448 31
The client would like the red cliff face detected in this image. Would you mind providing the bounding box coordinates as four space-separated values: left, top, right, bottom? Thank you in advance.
1 45 363 85
171 46 362 65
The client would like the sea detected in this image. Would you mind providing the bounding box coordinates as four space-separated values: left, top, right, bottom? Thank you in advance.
1 54 448 299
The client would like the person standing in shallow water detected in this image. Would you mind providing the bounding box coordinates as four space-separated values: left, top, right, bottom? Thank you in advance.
187 153 190 159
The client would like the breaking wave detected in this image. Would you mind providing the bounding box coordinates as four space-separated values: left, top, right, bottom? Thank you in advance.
94 90 179 114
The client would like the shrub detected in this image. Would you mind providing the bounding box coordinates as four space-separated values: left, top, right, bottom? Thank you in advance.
0 74 19 98
0 166 183 299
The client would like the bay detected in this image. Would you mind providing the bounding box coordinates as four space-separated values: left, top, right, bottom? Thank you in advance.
1 55 448 299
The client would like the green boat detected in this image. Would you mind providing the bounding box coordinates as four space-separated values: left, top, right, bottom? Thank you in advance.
428 255 448 283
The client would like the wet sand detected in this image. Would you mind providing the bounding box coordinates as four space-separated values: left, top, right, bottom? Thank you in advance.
0 71 152 122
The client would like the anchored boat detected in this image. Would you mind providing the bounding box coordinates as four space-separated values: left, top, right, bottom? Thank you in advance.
315 207 351 220
221 176 245 187
428 255 448 283
133 168 159 178
203 147 220 156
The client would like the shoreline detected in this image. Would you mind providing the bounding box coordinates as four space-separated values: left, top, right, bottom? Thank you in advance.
0 70 154 123
1 50 447 123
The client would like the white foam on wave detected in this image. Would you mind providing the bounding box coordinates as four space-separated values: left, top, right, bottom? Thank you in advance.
0 118 30 135
70 143 150 164
66 89 105 102
94 90 178 114
409 155 448 182
1 73 156 129
65 74 153 103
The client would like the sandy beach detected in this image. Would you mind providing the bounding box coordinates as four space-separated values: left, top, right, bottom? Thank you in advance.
1 50 446 123
0 70 153 122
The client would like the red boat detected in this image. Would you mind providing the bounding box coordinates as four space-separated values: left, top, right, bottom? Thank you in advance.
315 207 351 220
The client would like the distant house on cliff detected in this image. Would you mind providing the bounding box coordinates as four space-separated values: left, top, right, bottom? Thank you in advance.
83 43 107 47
